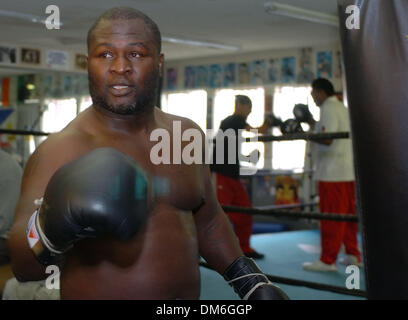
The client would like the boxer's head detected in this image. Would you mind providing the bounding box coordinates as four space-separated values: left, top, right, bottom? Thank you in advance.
235 95 252 119
87 7 163 116
311 78 335 107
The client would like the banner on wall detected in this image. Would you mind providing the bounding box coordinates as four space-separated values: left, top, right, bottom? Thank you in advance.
317 51 332 79
0 46 16 65
171 46 341 91
21 48 41 65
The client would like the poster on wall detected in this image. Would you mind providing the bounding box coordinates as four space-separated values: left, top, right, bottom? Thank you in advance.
275 175 300 206
184 66 195 89
317 51 333 79
266 58 279 83
166 67 177 90
209 64 223 88
297 47 315 84
46 50 69 69
238 62 250 85
75 54 88 71
0 46 16 64
250 60 266 85
195 65 208 88
21 48 41 65
281 57 296 83
223 63 236 87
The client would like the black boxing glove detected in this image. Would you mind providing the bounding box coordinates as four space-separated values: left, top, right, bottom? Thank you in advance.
280 118 303 135
265 113 283 128
26 147 168 265
293 104 314 124
223 256 289 300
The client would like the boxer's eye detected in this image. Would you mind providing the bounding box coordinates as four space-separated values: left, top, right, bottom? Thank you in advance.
100 52 113 59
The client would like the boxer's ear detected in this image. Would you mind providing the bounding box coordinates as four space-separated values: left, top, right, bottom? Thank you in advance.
158 53 164 77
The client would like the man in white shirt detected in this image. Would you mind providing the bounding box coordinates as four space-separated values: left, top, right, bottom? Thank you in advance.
302 78 362 272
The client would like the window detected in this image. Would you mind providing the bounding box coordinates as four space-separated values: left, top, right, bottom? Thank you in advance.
213 88 265 170
272 86 319 171
162 90 207 132
79 96 92 113
42 98 78 133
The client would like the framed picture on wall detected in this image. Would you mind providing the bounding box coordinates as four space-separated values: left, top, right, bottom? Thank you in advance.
21 48 41 65
209 64 223 88
0 46 16 64
184 66 195 89
195 65 208 88
166 67 178 90
223 63 236 87
250 60 266 85
281 57 296 83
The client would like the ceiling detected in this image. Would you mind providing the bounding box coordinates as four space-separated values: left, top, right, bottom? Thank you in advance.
0 0 339 73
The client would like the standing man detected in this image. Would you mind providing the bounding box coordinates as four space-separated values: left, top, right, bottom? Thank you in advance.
211 95 270 259
302 78 361 272
6 7 287 300
0 148 22 265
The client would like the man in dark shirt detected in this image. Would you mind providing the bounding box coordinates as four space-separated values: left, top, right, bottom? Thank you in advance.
211 95 270 259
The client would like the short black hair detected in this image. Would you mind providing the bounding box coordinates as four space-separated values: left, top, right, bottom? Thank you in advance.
311 78 335 96
235 95 252 107
87 7 162 53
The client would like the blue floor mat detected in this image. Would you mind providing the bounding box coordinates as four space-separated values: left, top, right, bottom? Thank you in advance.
199 229 366 300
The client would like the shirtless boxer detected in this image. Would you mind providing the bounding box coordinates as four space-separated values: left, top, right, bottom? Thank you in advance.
7 7 288 300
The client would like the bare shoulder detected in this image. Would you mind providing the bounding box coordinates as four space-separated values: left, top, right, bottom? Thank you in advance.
156 107 204 133
21 128 92 195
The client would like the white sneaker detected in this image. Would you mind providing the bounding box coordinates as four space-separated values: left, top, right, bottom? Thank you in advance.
302 260 337 272
338 255 363 268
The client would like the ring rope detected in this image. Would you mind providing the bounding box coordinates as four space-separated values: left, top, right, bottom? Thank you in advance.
199 261 366 298
0 128 51 136
222 205 359 222
246 131 350 142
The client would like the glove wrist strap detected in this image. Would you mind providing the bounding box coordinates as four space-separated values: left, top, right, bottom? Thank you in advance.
26 209 64 265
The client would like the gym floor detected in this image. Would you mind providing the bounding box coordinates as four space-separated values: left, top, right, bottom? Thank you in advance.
199 230 366 300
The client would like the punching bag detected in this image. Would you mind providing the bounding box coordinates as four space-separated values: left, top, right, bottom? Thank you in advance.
338 0 408 299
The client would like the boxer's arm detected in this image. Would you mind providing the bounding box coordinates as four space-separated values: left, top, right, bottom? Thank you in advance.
193 164 243 274
7 133 86 281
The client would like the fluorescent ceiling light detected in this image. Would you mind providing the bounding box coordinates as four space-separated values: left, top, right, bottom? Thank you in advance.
162 36 240 51
264 1 339 27
0 9 63 27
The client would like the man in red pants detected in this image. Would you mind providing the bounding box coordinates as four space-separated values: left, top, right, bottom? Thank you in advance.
302 78 362 272
210 95 270 259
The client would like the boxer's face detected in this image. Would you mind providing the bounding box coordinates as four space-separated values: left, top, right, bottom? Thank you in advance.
88 19 163 115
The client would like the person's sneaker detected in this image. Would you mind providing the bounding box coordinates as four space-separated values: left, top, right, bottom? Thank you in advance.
302 260 337 272
338 255 363 267
244 250 265 260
